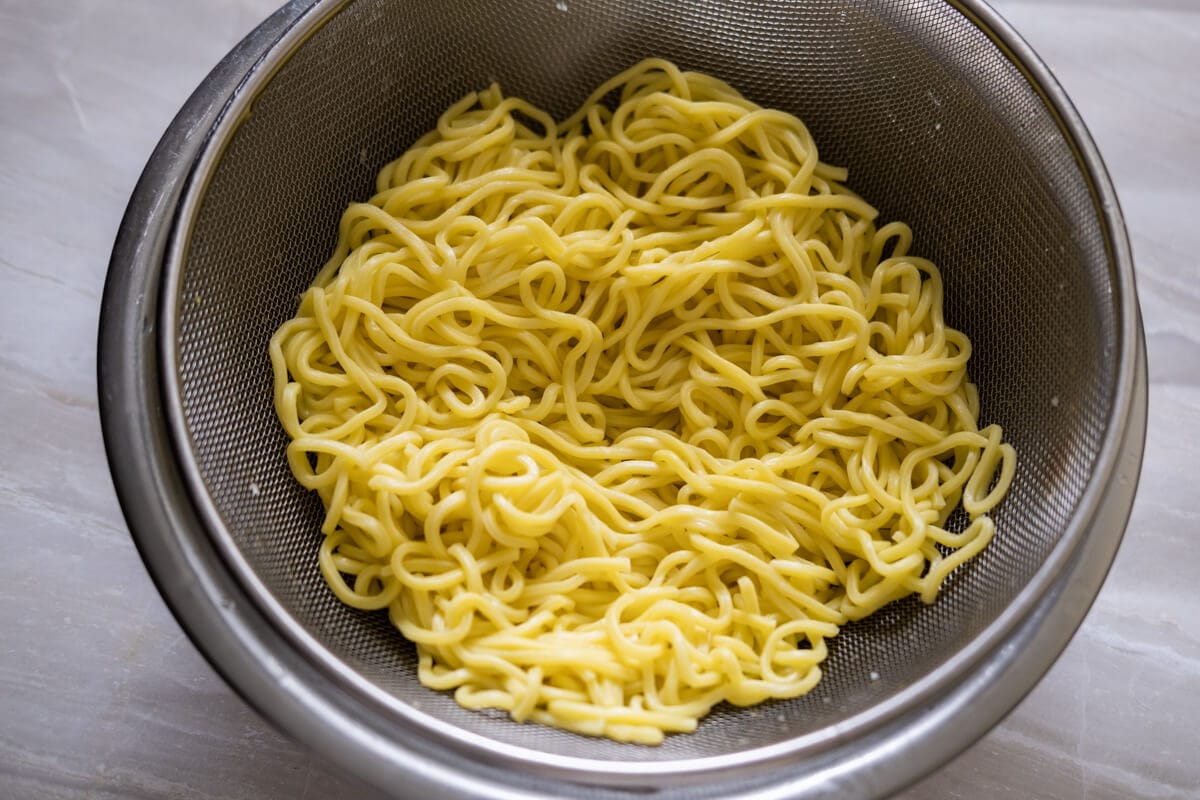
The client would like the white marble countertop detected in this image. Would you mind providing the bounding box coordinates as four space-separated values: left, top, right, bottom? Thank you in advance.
1 1 1196 798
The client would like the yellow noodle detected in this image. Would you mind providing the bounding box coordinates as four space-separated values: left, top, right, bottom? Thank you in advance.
270 58 1016 745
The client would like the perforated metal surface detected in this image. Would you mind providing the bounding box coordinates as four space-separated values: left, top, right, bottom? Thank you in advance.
172 0 1115 768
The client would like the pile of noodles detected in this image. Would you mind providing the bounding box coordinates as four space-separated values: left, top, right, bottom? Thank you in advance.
270 59 1015 744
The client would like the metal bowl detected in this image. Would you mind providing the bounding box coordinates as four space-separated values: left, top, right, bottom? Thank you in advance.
98 1 1147 797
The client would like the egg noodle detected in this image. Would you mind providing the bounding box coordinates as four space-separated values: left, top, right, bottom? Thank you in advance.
269 58 1016 745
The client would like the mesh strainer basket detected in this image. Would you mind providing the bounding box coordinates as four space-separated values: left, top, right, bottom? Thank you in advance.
99 1 1147 797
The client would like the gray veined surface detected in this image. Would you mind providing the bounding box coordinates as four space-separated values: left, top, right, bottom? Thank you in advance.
0 0 1196 798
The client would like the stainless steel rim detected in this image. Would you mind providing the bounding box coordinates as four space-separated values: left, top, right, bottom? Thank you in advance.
99 1 1147 797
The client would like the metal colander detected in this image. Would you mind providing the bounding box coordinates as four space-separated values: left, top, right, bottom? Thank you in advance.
99 0 1146 797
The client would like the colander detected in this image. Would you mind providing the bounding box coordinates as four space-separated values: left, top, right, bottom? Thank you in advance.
98 1 1147 797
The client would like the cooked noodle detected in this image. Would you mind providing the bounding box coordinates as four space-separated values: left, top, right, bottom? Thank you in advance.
269 58 1016 744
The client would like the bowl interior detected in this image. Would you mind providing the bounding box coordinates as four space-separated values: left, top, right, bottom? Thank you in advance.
170 0 1117 763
